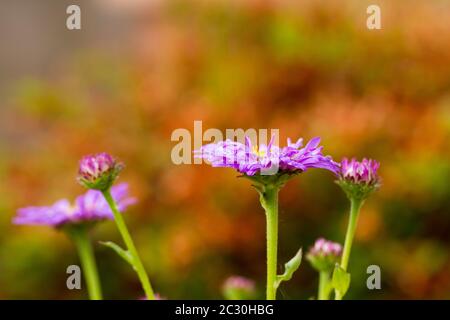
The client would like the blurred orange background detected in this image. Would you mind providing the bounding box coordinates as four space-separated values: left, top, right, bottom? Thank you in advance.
0 0 449 299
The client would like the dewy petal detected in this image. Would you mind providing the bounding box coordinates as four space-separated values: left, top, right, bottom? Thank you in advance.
304 137 321 151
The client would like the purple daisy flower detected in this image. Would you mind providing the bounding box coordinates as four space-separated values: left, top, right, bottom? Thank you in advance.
195 135 338 299
13 183 136 227
194 136 339 177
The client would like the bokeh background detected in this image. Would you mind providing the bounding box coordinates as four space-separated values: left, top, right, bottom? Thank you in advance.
0 0 449 299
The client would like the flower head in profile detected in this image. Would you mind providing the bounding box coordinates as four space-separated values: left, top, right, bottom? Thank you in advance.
195 136 339 183
13 183 136 228
336 158 380 200
78 153 124 191
222 276 256 300
306 238 342 272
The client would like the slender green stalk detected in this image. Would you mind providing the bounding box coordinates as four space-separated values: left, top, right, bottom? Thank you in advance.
335 198 363 300
318 271 330 300
102 190 155 300
260 186 279 300
340 198 363 270
69 226 102 300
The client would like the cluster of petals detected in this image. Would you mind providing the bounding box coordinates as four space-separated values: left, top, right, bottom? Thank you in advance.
308 238 342 257
78 153 117 182
339 158 380 185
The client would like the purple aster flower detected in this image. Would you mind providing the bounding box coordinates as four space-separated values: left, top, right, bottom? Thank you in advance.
222 276 256 300
336 158 380 200
195 136 338 299
13 183 136 227
78 153 124 191
307 238 342 272
194 136 339 177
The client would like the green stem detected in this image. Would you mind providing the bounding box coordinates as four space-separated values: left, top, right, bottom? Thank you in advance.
69 226 102 300
102 190 155 300
260 186 279 300
335 197 363 300
318 271 330 300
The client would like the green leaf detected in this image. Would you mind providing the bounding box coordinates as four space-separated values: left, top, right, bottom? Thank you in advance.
332 264 351 298
100 241 134 267
275 248 302 289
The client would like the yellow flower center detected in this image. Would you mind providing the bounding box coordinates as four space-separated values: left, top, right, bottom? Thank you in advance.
252 146 266 157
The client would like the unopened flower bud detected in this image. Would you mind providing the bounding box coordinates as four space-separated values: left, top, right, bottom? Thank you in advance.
307 238 342 272
78 153 123 192
336 158 380 200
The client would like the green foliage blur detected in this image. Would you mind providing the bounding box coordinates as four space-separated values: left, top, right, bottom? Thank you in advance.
0 0 449 299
